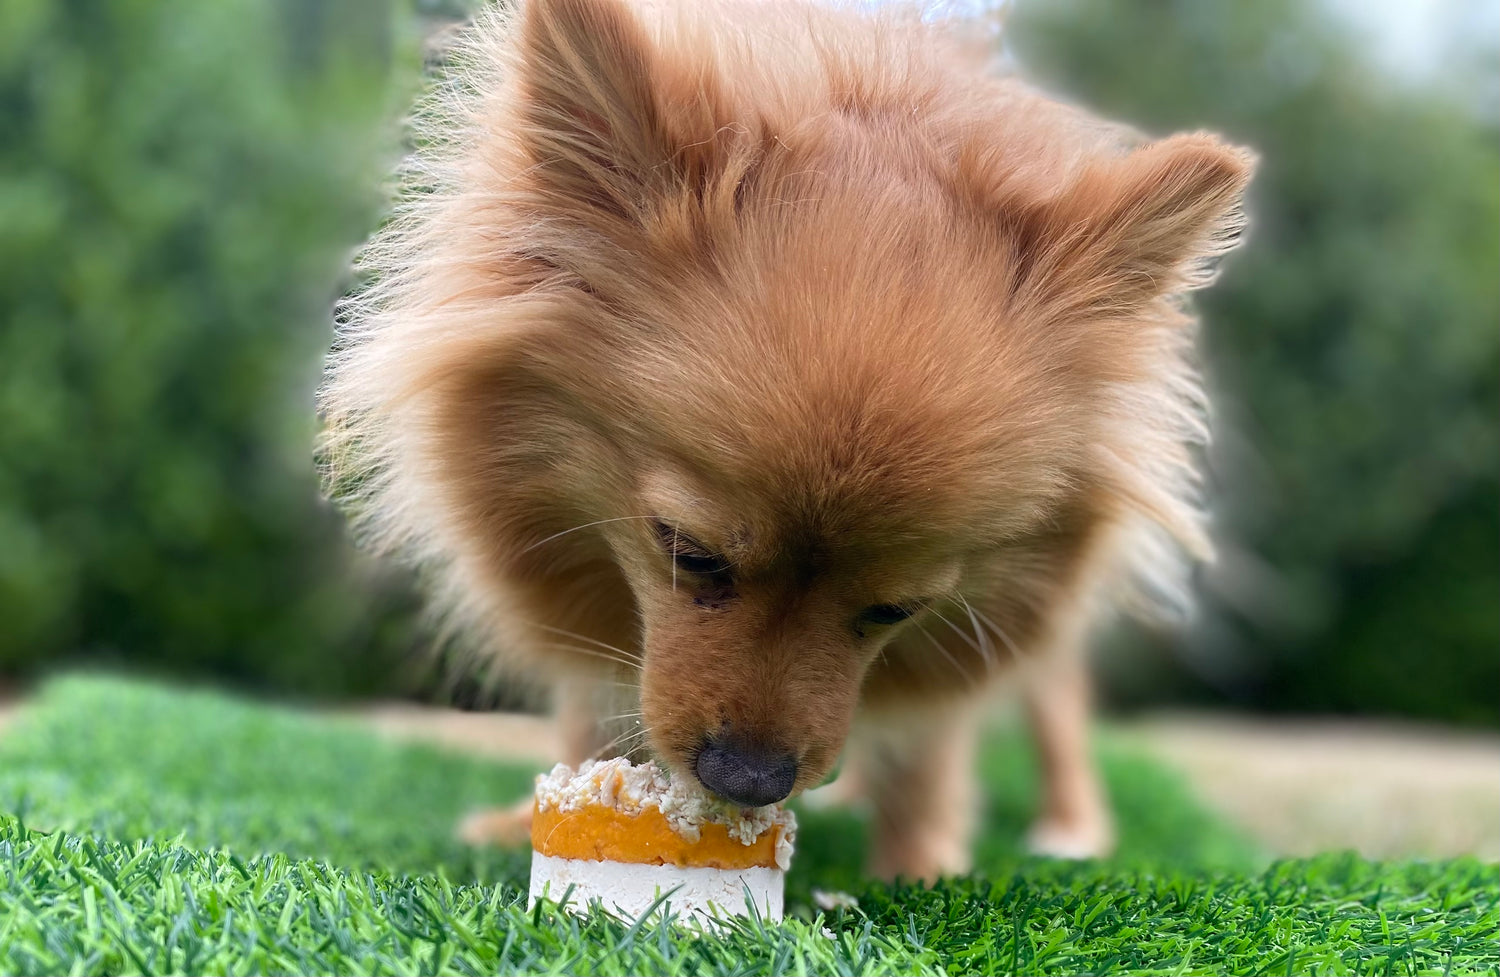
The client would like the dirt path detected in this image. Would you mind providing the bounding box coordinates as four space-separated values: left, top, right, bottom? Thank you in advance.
354 701 560 764
1121 713 1500 860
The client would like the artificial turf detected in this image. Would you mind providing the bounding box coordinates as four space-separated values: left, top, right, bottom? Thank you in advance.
0 675 1494 975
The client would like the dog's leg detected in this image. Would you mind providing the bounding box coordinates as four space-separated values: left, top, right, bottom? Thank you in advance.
799 761 866 811
1021 650 1114 859
799 743 867 811
458 675 626 847
861 703 980 882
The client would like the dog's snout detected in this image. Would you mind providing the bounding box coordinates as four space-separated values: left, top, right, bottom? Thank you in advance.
694 736 798 807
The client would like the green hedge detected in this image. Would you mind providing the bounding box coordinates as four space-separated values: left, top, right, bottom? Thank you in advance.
0 0 421 694
1013 0 1499 723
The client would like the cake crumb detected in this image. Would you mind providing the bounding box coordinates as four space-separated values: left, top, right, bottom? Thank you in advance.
812 888 859 911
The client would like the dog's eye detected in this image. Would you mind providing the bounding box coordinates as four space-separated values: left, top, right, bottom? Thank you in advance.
672 551 733 576
652 519 733 577
860 603 917 626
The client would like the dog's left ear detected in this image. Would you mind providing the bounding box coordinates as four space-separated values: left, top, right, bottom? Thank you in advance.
1011 133 1256 322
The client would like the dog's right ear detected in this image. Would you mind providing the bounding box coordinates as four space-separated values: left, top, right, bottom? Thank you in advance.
514 0 730 227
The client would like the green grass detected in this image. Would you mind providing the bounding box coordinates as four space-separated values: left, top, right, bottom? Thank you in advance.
0 676 1494 975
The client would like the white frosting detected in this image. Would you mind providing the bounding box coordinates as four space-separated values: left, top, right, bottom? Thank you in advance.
529 852 784 921
533 757 797 870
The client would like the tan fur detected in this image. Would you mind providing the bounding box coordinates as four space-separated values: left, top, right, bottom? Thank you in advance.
320 0 1254 880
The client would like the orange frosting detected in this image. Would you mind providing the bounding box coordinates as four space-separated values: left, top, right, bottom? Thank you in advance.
532 803 782 869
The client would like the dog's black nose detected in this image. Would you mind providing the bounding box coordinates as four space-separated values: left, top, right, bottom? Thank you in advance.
695 737 797 807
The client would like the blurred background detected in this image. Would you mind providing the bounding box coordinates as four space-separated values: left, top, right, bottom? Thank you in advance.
1 0 1494 741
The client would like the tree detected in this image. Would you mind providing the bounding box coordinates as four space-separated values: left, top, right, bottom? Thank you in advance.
0 0 420 694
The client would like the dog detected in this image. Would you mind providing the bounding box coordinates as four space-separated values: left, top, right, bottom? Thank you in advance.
320 0 1253 880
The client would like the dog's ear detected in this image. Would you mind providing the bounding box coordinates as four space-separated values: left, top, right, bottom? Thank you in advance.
1010 133 1256 322
514 0 731 227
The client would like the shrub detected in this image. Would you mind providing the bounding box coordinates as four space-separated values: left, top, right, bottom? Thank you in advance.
0 0 421 694
1013 0 1499 723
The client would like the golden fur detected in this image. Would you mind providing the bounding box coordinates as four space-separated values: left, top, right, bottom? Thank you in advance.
320 0 1254 879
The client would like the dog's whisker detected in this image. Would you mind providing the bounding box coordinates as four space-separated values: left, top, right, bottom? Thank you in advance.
519 515 658 555
911 619 978 687
591 677 645 691
535 642 644 671
585 675 647 696
597 717 651 750
590 723 652 762
530 624 644 663
965 603 1042 684
953 592 999 672
531 624 642 660
928 602 997 677
927 605 984 656
967 604 1024 661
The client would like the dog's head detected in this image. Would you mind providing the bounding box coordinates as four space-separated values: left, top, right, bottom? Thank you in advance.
328 0 1253 806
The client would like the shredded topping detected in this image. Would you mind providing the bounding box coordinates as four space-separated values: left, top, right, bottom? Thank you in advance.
534 757 798 870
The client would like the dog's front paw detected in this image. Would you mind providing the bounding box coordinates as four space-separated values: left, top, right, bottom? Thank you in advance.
457 798 535 848
869 827 972 884
1025 814 1115 860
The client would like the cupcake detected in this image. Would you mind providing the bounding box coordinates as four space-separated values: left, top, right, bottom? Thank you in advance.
529 757 796 920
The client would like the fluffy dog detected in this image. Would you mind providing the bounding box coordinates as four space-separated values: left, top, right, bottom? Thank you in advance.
320 0 1253 880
